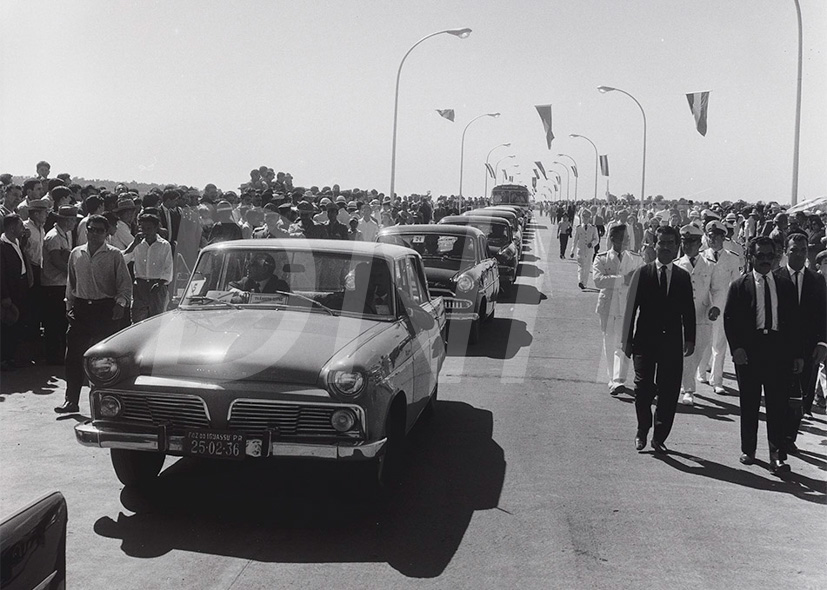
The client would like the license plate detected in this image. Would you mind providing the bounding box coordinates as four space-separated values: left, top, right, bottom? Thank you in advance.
183 429 246 460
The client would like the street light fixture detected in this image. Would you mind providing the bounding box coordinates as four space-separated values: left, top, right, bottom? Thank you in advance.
389 28 472 200
551 161 571 201
556 153 578 200
459 113 500 197
598 85 647 202
569 133 599 202
494 154 515 184
484 142 511 198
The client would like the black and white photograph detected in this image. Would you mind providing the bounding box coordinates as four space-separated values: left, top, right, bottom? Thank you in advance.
1 1 825 589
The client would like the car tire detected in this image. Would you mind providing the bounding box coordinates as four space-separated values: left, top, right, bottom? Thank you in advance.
110 449 165 487
358 401 406 498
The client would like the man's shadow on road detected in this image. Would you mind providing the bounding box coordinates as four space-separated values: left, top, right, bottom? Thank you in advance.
92 400 506 579
653 450 826 504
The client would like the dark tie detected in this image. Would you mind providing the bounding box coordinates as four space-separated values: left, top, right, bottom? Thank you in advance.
794 271 800 303
763 275 773 331
660 266 668 299
690 256 696 268
713 250 719 262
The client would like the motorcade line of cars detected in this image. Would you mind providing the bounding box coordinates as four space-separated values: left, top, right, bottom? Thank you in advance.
73 188 534 497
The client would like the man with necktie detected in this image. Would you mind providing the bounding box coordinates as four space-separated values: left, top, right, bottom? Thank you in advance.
776 232 826 452
724 236 803 474
623 225 696 453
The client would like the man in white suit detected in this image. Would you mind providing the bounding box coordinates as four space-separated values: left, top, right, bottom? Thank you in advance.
675 224 716 405
573 209 600 289
593 224 643 395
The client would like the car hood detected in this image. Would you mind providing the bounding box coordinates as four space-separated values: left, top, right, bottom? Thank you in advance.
87 308 383 385
422 265 475 286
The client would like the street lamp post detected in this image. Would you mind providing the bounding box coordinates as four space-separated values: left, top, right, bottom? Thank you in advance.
569 133 599 203
556 153 578 201
551 162 570 201
791 0 803 205
598 85 647 202
494 155 515 184
484 142 511 198
459 113 500 197
389 28 471 201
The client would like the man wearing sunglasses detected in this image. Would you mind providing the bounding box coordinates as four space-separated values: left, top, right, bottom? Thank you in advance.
724 237 803 474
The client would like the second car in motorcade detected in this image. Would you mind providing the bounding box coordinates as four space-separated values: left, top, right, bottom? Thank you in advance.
437 215 518 294
463 208 522 257
376 225 499 344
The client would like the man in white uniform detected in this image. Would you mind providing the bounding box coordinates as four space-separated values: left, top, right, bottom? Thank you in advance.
699 220 742 394
675 224 716 404
573 209 600 289
593 224 643 395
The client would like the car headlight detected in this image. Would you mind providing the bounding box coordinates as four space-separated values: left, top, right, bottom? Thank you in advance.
331 408 357 432
456 274 474 292
329 370 366 397
87 357 120 383
99 395 122 418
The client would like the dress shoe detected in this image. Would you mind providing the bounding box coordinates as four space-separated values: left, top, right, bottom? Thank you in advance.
713 386 726 395
739 453 755 465
785 441 800 455
679 392 694 406
578 282 585 290
610 385 624 396
769 457 791 475
635 436 646 451
54 401 80 414
651 440 668 454
697 374 709 385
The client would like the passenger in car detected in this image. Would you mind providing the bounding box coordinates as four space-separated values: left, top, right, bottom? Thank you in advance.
229 252 289 293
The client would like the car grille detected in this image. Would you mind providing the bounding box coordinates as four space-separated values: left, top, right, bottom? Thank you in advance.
443 298 473 310
104 391 210 429
228 400 362 439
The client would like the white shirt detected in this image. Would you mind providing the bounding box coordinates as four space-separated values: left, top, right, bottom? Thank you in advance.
359 218 379 242
123 236 173 283
1 234 26 275
753 270 778 331
23 219 45 266
655 260 674 293
41 226 72 287
109 220 134 251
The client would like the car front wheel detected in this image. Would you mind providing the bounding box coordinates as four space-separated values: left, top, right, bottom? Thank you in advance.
110 449 165 487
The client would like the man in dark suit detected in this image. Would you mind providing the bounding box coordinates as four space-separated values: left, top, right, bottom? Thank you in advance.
724 236 803 474
777 232 826 451
623 225 696 453
229 253 289 293
1 214 32 370
159 189 182 251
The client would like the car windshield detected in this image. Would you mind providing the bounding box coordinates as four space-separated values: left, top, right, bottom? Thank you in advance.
377 233 476 270
182 248 395 319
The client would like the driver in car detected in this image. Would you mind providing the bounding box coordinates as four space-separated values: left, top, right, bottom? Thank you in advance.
229 252 289 293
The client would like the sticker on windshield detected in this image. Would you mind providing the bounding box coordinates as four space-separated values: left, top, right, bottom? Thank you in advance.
437 236 458 252
188 279 205 296
411 235 425 243
249 293 289 305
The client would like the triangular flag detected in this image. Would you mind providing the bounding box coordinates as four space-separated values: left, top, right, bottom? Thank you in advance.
571 165 578 178
534 104 554 149
436 109 455 122
508 175 514 183
599 155 610 177
485 162 496 179
553 173 561 184
533 169 539 179
685 91 709 136
531 177 537 189
534 161 548 180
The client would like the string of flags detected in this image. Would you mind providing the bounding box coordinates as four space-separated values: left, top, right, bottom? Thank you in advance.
534 161 547 180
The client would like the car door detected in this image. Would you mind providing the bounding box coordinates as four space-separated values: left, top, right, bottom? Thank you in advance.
401 256 441 413
478 235 499 302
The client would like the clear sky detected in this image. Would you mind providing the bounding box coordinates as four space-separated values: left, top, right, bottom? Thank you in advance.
2 0 825 204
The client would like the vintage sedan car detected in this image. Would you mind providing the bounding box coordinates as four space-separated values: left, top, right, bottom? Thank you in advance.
438 215 518 293
464 208 522 255
376 225 499 344
75 240 446 490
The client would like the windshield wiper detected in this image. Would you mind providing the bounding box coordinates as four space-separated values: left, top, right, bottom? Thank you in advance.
272 290 337 316
184 295 242 310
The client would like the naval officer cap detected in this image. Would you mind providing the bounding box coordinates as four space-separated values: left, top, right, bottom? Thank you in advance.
680 224 703 237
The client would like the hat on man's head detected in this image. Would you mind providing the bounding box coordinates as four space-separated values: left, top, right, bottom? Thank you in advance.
725 213 737 222
705 220 727 234
138 212 160 225
815 250 827 265
680 224 703 237
319 197 332 207
296 201 313 213
382 197 392 205
688 210 700 219
57 205 79 218
774 212 788 223
370 199 380 207
216 200 233 212
701 208 720 220
27 198 49 211
277 202 293 211
335 195 347 204
115 198 137 212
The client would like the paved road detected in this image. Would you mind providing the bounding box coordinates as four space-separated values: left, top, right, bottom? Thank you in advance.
2 219 825 590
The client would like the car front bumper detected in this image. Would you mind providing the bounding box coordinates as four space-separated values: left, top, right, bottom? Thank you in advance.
75 421 386 461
